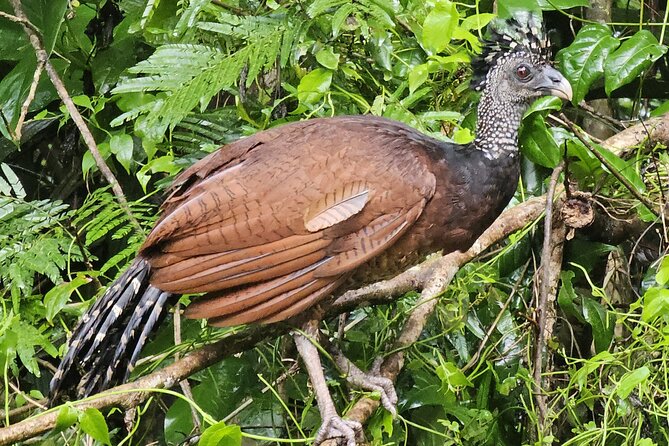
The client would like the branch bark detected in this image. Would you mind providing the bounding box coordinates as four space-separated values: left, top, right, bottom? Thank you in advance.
0 197 546 445
532 166 566 433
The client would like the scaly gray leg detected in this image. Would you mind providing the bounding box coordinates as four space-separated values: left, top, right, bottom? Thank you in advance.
293 320 364 446
327 341 398 417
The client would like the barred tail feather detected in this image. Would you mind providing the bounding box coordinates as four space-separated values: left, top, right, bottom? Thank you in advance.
50 258 174 402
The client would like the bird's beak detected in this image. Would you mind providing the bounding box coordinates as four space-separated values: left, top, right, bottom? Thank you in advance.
537 66 573 101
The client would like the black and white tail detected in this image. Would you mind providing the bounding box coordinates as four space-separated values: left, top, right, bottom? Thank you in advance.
50 258 174 402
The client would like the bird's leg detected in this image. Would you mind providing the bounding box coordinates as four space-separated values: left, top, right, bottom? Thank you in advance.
293 319 364 446
326 341 398 417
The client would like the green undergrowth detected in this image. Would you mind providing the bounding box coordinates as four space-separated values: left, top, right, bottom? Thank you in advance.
0 0 668 444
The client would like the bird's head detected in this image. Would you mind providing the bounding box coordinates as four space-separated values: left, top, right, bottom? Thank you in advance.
471 12 572 104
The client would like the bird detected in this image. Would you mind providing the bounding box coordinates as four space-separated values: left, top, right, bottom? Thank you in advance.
50 12 572 446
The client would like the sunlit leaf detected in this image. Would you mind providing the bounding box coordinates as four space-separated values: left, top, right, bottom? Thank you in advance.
297 68 332 105
422 0 458 54
79 408 111 446
316 47 340 70
199 422 242 446
616 367 650 399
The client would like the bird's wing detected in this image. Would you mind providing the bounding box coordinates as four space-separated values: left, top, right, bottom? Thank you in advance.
140 117 437 325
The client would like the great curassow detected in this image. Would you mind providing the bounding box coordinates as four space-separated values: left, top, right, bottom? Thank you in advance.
51 12 572 445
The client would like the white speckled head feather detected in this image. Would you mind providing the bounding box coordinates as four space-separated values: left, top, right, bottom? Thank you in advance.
471 12 550 91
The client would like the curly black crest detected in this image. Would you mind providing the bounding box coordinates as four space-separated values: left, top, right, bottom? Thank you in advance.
471 12 551 91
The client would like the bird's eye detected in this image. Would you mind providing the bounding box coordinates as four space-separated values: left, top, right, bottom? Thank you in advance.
516 65 531 80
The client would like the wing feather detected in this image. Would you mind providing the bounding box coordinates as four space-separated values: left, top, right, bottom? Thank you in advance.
304 182 369 232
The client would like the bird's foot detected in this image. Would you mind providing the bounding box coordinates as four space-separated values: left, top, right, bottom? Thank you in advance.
314 413 364 446
344 357 398 417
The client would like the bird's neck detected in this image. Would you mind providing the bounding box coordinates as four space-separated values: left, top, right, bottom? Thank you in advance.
473 93 526 159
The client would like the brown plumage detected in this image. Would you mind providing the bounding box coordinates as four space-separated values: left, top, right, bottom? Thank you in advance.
51 15 572 445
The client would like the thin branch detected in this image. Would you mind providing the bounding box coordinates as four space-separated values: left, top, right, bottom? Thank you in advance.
173 303 201 432
7 0 144 236
560 113 660 218
13 59 44 141
532 165 565 431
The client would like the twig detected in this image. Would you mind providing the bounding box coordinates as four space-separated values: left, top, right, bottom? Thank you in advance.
560 113 660 218
7 0 144 236
578 101 625 131
0 197 547 445
173 303 201 432
532 164 565 433
7 383 46 411
13 60 44 141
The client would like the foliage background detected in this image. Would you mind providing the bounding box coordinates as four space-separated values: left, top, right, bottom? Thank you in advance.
0 0 668 444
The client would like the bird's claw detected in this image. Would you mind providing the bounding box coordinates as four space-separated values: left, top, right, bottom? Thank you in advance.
314 414 364 446
346 357 398 417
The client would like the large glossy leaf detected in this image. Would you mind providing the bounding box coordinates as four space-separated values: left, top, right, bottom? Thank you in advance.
29 0 68 53
520 115 560 168
557 24 619 104
605 30 667 95
421 0 458 54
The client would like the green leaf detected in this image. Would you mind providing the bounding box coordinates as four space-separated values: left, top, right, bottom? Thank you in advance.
460 13 495 31
24 0 68 54
524 96 563 117
297 68 332 105
557 24 619 104
557 271 585 322
520 115 560 168
641 288 669 322
1 163 25 198
55 405 80 432
109 133 135 173
436 361 472 390
590 142 645 193
409 63 429 94
44 276 90 324
616 366 650 399
582 298 613 353
79 408 111 446
315 47 339 70
536 0 589 9
605 30 667 95
656 256 669 285
199 422 242 446
422 0 458 54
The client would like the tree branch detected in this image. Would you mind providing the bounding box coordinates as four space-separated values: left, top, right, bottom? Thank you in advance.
532 165 566 433
0 197 546 445
322 196 547 442
7 0 143 235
